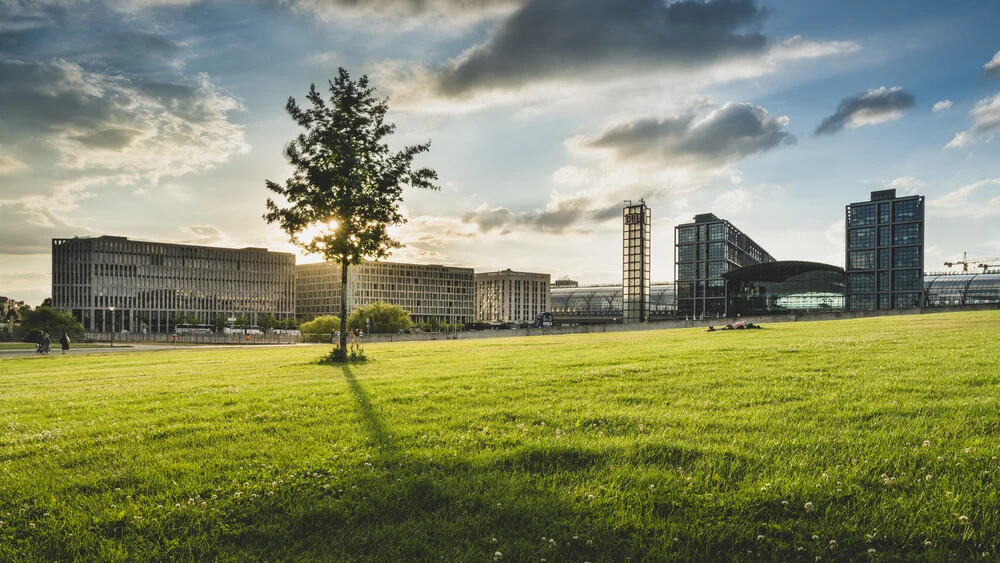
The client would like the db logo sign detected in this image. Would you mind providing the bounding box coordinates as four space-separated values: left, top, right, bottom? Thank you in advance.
624 213 641 225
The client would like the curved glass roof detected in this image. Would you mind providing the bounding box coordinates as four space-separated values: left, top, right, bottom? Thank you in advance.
722 260 845 283
551 284 676 317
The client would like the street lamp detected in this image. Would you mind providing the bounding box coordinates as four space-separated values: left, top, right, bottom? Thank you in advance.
108 306 115 347
365 317 370 336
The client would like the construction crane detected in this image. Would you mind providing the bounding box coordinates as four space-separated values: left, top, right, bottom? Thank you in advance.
944 252 1000 273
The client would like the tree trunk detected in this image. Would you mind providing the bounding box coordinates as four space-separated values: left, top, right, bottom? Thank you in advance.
339 258 349 357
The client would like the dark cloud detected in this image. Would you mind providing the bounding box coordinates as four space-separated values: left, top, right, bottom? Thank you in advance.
0 200 84 255
815 86 916 136
462 198 621 234
70 128 143 150
435 0 770 96
581 102 795 166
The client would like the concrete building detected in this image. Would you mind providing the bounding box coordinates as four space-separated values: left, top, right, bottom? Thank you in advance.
845 189 925 310
674 213 775 318
623 201 651 323
296 261 474 324
51 236 296 333
475 269 551 323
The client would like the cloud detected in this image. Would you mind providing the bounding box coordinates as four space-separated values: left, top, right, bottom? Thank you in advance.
929 178 1000 219
461 197 622 235
986 50 1000 76
282 0 518 24
0 57 249 182
946 92 1000 148
933 100 952 112
573 102 795 167
815 86 916 135
0 198 94 254
884 176 926 195
0 155 28 174
383 0 857 111
713 187 753 214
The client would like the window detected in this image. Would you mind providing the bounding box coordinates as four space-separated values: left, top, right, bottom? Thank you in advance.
878 248 890 269
878 203 890 223
894 199 921 222
707 242 724 260
849 204 876 226
893 269 921 291
678 263 696 280
893 246 921 268
848 250 875 270
878 226 890 246
893 223 920 245
708 223 725 241
848 227 875 249
678 226 696 243
707 261 724 278
848 273 875 293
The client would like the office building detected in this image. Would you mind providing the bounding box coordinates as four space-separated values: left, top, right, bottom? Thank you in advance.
623 200 651 323
51 236 296 333
845 189 925 310
674 213 775 317
723 261 846 316
475 269 551 323
297 261 474 324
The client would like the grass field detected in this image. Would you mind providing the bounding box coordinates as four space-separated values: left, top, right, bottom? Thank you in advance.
1 311 999 561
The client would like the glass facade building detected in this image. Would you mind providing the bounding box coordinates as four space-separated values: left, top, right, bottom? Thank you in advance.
845 189 924 311
925 273 1000 306
52 236 296 333
674 213 775 318
622 201 651 323
550 284 676 325
723 261 846 316
475 270 551 322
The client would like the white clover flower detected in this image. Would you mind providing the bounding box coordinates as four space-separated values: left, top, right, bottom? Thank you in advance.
493 551 503 561
757 535 765 541
828 540 837 549
923 440 931 447
958 515 969 524
924 540 933 548
29 523 36 529
925 475 932 482
868 548 876 554
805 502 815 512
812 535 820 541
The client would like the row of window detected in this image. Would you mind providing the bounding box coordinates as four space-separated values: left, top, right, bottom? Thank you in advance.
847 199 923 227
848 223 922 249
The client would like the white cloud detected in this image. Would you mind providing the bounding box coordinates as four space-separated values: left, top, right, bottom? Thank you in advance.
713 187 753 215
933 100 952 112
0 155 28 174
885 176 926 194
947 92 1000 148
929 178 1000 219
986 50 1000 75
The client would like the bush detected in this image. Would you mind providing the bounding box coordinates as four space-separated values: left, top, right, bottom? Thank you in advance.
17 307 84 340
318 343 367 363
298 315 342 343
347 302 412 334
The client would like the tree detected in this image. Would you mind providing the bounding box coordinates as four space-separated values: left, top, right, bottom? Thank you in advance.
264 68 439 360
347 302 412 334
299 315 342 343
19 307 84 339
259 313 278 332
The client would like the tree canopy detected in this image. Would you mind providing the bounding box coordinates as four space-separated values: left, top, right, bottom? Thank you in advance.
347 302 413 334
19 307 84 339
299 315 343 343
264 67 439 359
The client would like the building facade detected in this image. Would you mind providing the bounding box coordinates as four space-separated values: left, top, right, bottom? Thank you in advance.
723 261 846 316
475 269 551 323
297 261 475 324
623 201 651 323
51 236 296 333
674 213 775 318
845 189 925 310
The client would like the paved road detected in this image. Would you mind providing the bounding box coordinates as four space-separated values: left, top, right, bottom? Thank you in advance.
0 343 302 359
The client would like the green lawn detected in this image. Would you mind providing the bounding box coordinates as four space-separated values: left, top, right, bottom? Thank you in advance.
1 311 999 561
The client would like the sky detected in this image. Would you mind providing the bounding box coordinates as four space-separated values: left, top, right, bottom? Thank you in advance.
1 0 999 306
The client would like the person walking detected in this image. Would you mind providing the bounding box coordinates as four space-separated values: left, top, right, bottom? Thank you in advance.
60 332 71 355
41 332 51 355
